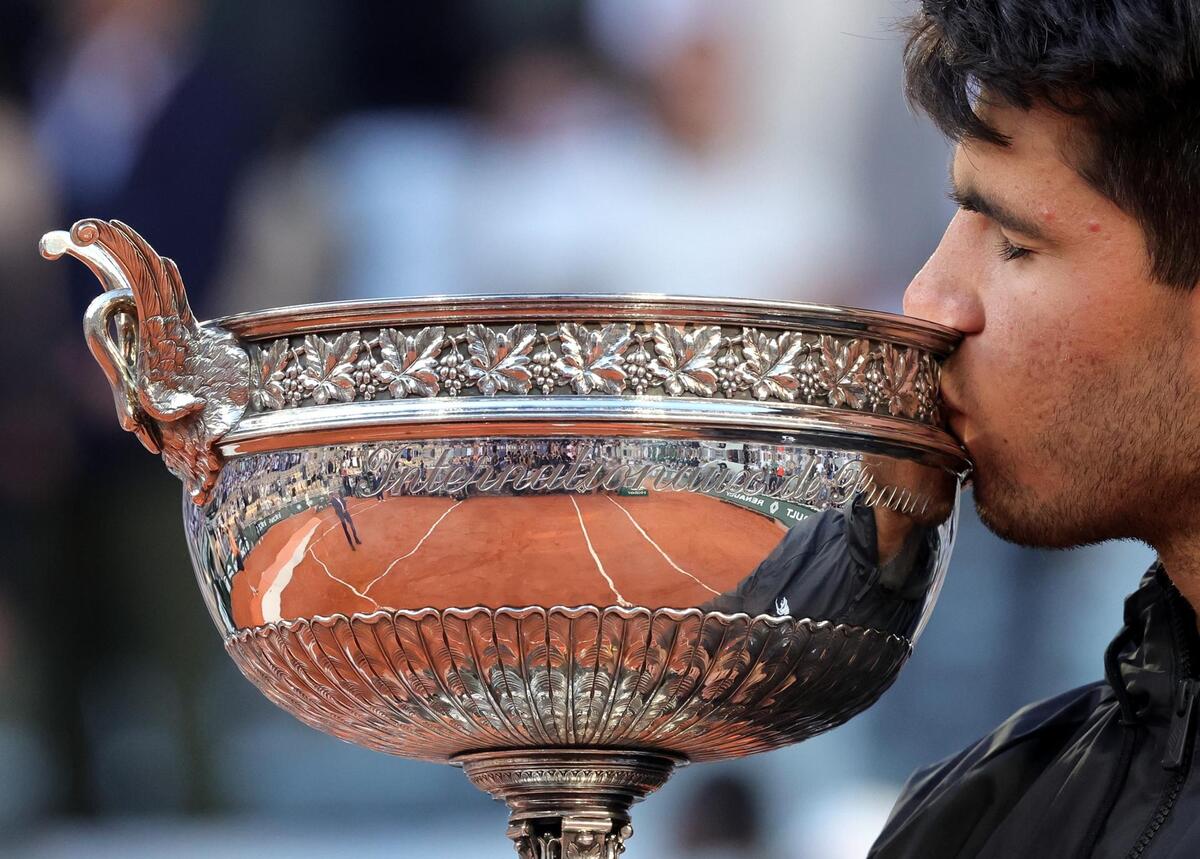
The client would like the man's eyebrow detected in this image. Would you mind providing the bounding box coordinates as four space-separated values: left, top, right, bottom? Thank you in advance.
947 181 1050 241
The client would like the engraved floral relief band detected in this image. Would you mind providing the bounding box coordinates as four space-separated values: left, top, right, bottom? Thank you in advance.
43 218 968 858
243 318 944 417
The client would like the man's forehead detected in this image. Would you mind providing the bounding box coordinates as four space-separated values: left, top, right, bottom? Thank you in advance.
953 104 1082 186
978 101 1080 152
950 106 1099 223
950 103 1151 253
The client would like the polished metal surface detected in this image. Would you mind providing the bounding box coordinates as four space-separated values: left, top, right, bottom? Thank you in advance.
217 293 961 352
219 397 967 465
193 436 956 637
459 749 680 857
45 217 969 855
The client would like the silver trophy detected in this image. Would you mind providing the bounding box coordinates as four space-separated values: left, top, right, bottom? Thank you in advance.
43 218 968 857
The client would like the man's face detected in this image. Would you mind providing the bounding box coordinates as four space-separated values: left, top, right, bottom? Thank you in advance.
904 104 1200 549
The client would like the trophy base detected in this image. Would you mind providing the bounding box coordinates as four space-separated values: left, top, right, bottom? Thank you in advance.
456 748 683 857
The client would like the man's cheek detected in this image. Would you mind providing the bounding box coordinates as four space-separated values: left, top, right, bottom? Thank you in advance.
973 365 1038 455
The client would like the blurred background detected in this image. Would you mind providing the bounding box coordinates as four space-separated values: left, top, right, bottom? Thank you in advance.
0 0 1154 856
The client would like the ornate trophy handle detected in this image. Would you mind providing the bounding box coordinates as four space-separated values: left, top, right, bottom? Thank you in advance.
83 287 164 455
41 219 250 503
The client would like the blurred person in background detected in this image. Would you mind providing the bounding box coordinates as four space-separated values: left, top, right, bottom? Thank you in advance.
260 0 872 305
674 773 774 859
0 0 97 832
20 0 262 821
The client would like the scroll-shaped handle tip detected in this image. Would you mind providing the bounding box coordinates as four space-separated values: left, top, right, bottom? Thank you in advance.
41 218 250 504
39 230 72 260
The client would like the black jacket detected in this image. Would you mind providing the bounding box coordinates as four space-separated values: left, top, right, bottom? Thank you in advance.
703 501 939 637
870 565 1200 859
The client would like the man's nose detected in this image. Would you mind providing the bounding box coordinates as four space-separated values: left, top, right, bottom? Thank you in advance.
902 217 984 334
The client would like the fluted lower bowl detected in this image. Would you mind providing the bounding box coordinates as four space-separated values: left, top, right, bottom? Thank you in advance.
226 606 911 762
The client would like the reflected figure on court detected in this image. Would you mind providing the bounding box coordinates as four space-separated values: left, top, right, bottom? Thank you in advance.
705 456 957 638
330 492 362 551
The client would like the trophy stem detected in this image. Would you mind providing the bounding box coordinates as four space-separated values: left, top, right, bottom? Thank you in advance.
456 748 684 858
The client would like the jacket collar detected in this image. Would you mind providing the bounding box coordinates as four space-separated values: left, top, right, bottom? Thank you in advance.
1112 563 1200 723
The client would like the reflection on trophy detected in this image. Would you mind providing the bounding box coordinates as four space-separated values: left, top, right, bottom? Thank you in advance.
42 218 969 857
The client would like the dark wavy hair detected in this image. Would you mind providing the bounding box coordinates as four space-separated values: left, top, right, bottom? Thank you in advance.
903 0 1200 289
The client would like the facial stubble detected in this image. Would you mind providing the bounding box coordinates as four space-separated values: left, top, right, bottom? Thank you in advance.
971 326 1198 552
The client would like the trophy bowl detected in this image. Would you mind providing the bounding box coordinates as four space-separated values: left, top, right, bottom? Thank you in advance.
43 218 968 857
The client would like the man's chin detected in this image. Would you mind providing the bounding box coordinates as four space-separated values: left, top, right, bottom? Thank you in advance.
970 472 1091 550
974 495 1046 547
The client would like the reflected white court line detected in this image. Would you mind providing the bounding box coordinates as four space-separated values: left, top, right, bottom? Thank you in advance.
363 500 465 595
261 518 322 623
604 495 722 596
309 550 380 609
569 495 631 607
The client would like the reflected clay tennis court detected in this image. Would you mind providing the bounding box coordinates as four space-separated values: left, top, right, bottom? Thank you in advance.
231 492 788 627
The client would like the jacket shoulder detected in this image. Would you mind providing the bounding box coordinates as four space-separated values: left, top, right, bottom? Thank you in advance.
870 680 1112 859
